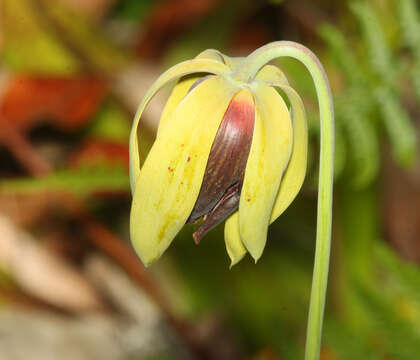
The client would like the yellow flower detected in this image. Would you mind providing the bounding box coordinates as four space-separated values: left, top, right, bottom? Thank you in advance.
129 49 308 267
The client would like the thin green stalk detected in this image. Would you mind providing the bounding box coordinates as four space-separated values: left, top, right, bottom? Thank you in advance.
233 41 335 360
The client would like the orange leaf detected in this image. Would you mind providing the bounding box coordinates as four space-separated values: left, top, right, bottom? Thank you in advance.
0 75 107 132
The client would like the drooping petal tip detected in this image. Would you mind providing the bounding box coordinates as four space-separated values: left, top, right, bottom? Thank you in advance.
225 212 247 268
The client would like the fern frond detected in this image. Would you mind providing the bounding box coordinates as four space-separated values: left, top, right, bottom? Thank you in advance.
398 0 420 59
398 0 420 100
375 242 420 303
374 86 417 167
318 23 364 85
336 92 379 188
350 0 396 85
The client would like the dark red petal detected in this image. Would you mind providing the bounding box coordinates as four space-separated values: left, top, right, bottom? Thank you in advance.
192 183 240 244
187 91 255 240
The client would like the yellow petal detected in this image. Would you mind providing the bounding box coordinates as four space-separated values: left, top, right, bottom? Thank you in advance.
224 212 246 267
197 49 244 70
269 84 308 223
159 50 245 136
158 49 236 136
196 49 226 63
221 56 244 71
239 83 293 261
130 76 238 266
129 58 230 193
255 64 289 86
157 75 202 136
254 65 307 222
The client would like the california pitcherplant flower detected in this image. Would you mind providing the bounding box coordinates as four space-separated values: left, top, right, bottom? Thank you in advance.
130 41 334 360
130 50 308 266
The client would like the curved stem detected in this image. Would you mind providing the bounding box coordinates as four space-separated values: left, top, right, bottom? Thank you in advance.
234 41 334 360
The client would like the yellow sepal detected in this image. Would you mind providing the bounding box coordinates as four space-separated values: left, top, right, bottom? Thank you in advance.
157 76 202 137
130 76 238 266
129 58 230 193
239 83 293 262
222 63 291 265
197 49 245 70
225 213 246 268
269 84 308 223
157 49 238 136
255 64 289 86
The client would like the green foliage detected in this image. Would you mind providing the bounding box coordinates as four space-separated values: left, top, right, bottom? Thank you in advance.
318 0 418 188
336 92 380 188
319 23 379 188
355 284 420 360
1 0 79 74
398 0 420 99
89 102 131 143
375 242 420 304
351 0 417 167
374 85 417 166
398 0 420 58
173 227 312 360
46 0 129 72
1 0 129 74
0 166 129 196
324 318 379 360
350 1 396 84
111 0 156 22
333 185 420 360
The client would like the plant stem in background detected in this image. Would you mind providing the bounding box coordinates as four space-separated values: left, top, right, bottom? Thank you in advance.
233 41 335 360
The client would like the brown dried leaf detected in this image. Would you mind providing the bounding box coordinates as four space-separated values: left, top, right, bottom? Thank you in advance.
0 193 51 227
0 75 106 133
0 214 103 312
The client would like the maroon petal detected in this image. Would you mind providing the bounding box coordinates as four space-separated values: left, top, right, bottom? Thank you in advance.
192 183 240 244
187 90 255 242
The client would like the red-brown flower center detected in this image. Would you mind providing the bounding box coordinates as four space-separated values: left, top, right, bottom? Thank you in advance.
187 90 255 243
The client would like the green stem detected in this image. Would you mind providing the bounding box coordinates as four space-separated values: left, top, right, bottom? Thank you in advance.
234 41 334 360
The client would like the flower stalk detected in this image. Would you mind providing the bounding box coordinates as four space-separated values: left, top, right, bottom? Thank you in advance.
233 41 334 360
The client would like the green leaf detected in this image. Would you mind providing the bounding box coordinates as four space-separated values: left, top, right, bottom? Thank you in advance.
89 102 131 143
351 0 396 85
374 85 417 167
336 91 379 188
0 167 129 196
2 0 79 74
318 23 364 86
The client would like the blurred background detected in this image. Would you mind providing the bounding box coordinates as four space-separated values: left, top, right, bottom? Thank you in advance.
1 0 420 359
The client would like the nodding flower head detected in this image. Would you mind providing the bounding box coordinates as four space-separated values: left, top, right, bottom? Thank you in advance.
129 48 308 267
